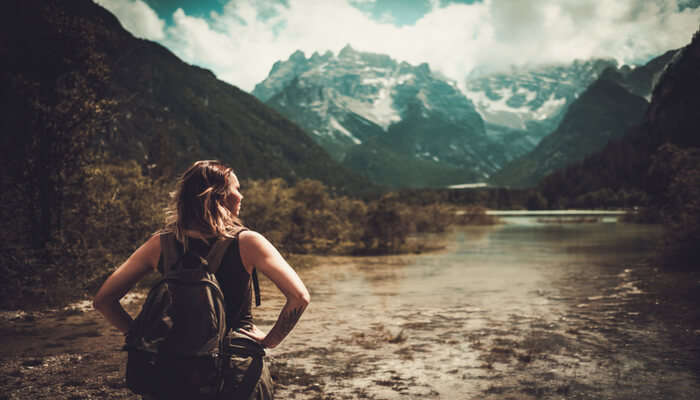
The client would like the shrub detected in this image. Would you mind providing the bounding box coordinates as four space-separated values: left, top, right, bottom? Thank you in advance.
0 160 169 309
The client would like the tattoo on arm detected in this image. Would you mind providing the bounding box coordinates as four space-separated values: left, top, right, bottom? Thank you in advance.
279 306 303 336
264 306 304 347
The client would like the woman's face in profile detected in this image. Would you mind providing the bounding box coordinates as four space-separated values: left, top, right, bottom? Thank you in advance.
226 173 243 216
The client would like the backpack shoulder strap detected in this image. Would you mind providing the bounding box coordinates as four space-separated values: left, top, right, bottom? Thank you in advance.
159 232 181 275
204 238 234 274
251 265 261 307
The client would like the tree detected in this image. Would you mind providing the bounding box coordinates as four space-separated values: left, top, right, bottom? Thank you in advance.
649 143 700 269
362 194 408 253
0 1 120 307
3 1 118 248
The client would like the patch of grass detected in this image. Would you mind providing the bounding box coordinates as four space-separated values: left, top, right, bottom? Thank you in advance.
517 352 533 363
59 308 84 317
484 385 507 394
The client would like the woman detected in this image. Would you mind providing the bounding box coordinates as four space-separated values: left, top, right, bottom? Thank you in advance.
94 160 310 398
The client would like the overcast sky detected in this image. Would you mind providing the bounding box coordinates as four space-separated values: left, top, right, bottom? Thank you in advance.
95 0 700 92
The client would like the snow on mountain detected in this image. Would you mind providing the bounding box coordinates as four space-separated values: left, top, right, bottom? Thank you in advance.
329 116 361 144
464 59 618 132
251 46 671 188
253 45 494 185
489 49 678 188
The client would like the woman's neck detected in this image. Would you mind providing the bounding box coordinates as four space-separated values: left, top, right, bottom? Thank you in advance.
183 229 216 240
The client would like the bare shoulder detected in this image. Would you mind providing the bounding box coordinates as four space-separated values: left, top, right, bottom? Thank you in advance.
238 230 281 272
239 230 266 270
145 232 162 250
139 233 162 271
239 229 265 243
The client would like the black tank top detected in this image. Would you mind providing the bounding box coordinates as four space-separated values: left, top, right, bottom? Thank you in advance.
157 234 254 331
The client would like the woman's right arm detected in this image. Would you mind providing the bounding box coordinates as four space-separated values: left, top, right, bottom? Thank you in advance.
238 231 310 348
93 234 161 333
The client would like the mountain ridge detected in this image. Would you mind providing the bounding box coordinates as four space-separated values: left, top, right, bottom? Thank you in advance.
254 46 677 188
254 45 504 187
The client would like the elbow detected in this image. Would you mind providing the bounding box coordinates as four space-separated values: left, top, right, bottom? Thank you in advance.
93 294 110 313
292 288 310 309
300 290 311 307
92 297 104 313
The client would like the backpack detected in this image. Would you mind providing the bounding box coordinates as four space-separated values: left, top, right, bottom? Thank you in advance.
124 232 265 399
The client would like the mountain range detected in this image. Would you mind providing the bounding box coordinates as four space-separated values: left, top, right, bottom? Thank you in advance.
2 0 689 195
253 45 675 188
465 58 618 144
254 46 496 187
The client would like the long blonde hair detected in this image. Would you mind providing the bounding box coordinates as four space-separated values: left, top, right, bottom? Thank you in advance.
164 160 244 248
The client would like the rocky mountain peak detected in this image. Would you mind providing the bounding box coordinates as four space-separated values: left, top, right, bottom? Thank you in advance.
289 49 306 61
464 58 620 132
309 50 333 63
338 44 358 59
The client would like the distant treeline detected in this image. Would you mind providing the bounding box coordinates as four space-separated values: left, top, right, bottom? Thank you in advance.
387 185 647 211
538 141 700 270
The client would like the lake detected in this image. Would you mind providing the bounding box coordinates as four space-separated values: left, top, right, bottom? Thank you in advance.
260 217 700 399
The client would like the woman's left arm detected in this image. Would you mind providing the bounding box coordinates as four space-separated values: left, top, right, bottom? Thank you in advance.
238 231 310 348
93 234 161 333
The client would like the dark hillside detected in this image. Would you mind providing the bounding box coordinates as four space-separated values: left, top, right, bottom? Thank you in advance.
0 0 367 189
643 37 700 149
618 49 677 98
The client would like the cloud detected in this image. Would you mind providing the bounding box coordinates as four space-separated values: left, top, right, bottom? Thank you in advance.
479 0 700 68
95 0 165 40
99 0 700 93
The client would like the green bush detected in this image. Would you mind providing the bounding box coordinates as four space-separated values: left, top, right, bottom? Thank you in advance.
525 191 548 210
240 178 367 254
